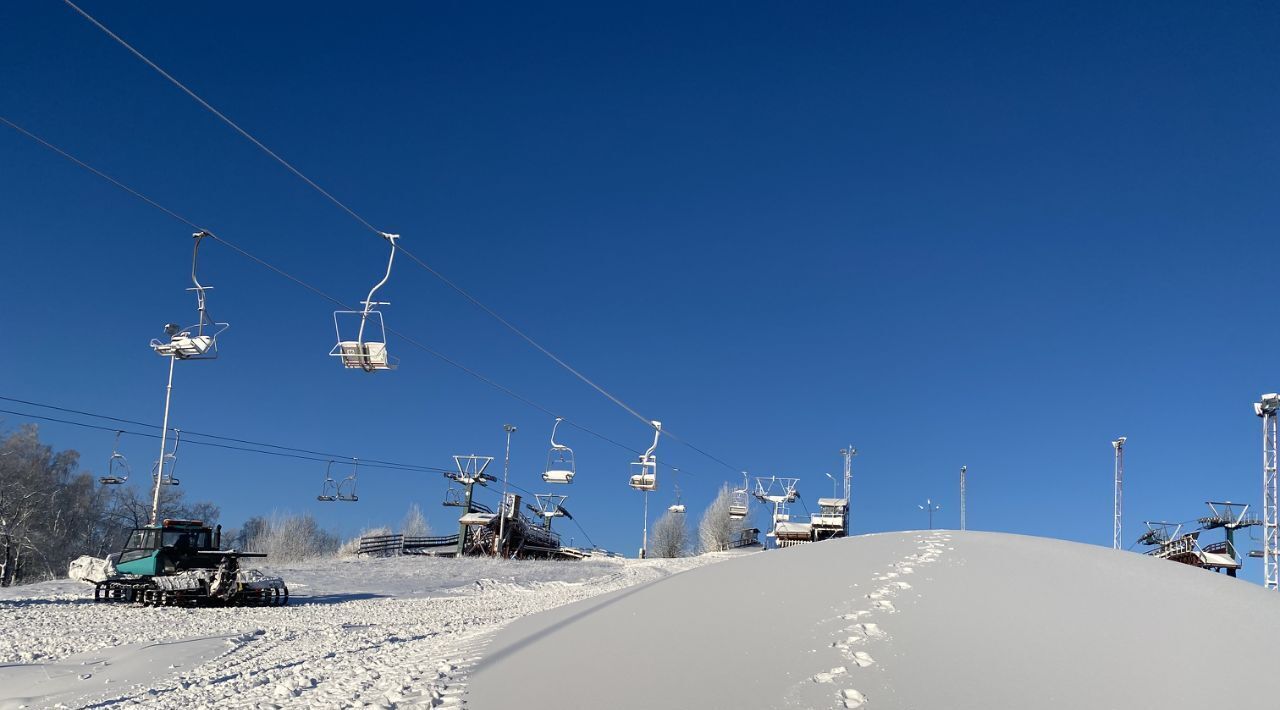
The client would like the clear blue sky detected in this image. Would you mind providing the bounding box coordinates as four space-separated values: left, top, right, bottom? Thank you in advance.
2 2 1278 578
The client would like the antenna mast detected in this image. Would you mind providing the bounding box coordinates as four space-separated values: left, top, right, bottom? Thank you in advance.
1112 437 1126 550
960 466 967 531
1257 394 1279 590
839 446 855 523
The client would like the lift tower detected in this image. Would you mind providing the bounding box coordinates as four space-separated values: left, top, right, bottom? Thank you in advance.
839 447 855 531
1112 437 1127 551
1256 394 1279 590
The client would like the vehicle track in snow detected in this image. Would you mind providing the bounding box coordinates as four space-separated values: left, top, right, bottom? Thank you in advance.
0 554 724 708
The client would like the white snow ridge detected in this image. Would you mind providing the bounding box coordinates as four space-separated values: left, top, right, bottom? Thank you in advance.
5 533 1280 709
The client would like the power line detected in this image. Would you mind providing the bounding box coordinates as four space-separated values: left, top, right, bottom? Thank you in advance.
59 2 742 474
0 115 704 478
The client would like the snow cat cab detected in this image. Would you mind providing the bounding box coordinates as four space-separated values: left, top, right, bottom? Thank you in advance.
95 519 288 606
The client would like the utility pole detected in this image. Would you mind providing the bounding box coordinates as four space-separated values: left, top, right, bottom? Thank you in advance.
497 424 516 558
1112 437 1126 551
1256 394 1279 590
959 466 967 531
918 499 941 530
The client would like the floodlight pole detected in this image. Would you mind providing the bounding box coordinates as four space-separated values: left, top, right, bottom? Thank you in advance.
919 499 941 530
149 352 177 526
1257 395 1279 591
498 424 516 558
960 466 967 531
840 446 856 530
1112 437 1126 551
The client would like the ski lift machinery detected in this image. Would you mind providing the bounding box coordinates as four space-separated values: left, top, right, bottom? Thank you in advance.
628 422 662 491
543 417 576 484
98 430 132 485
150 232 228 360
332 232 400 371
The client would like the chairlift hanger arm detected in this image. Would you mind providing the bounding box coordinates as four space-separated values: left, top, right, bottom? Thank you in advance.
362 233 399 317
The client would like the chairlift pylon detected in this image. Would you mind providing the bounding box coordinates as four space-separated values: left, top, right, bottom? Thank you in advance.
332 232 400 371
150 232 229 360
151 429 182 486
543 417 576 484
317 460 339 502
628 421 661 491
99 430 132 485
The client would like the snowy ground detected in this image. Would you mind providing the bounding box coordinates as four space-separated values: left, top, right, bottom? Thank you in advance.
468 531 1280 709
0 552 736 709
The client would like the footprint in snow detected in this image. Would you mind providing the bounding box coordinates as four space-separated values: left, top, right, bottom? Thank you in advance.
841 688 868 708
811 666 848 683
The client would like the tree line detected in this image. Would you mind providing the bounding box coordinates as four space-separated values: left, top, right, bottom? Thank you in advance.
0 424 219 586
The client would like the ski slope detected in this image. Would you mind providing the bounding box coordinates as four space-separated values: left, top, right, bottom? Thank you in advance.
468 531 1280 709
0 553 730 708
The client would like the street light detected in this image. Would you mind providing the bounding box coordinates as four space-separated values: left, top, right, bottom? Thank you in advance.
825 472 837 498
919 498 941 530
497 423 517 557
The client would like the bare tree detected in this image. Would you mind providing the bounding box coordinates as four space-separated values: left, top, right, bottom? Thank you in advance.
401 503 431 537
650 510 689 558
697 483 751 553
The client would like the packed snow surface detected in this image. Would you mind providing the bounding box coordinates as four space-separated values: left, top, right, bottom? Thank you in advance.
0 552 730 708
468 531 1280 709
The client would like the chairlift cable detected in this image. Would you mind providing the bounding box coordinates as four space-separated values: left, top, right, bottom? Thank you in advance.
0 116 713 476
55 2 745 474
61 0 388 239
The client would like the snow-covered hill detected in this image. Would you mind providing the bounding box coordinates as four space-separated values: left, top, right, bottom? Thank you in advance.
468 530 1280 709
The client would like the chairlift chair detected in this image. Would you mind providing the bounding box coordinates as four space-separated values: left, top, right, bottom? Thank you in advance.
150 232 229 360
317 460 339 502
668 484 685 514
628 421 661 491
331 233 401 372
337 459 359 502
99 430 132 485
151 429 182 486
543 417 576 484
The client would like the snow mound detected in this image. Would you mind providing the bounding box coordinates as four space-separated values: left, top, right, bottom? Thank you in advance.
467 531 1280 709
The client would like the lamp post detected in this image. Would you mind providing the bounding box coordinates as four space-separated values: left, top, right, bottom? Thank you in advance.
825 472 837 498
919 499 941 530
498 423 516 557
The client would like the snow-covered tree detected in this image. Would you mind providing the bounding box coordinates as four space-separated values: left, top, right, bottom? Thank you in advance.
697 483 751 553
650 510 689 558
401 503 431 537
244 512 340 563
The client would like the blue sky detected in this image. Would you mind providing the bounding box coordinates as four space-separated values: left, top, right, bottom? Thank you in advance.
2 2 1278 578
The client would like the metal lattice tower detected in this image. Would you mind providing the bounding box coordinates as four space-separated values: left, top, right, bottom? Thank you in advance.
960 465 967 531
1112 437 1126 551
839 446 855 502
1256 394 1279 590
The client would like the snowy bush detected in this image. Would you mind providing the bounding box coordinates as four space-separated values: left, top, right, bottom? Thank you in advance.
244 512 340 563
650 510 689 558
